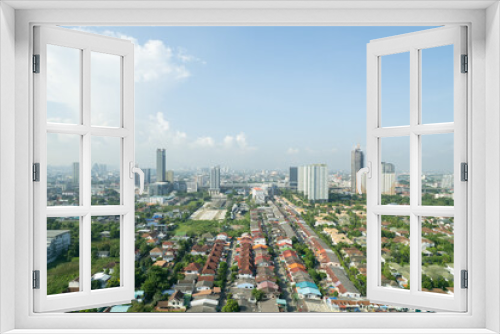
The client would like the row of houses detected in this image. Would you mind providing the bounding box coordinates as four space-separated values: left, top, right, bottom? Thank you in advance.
275 197 362 300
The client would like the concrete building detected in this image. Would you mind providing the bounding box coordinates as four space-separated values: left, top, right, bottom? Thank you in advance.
47 230 71 263
143 168 151 185
298 164 328 202
209 166 220 195
156 148 166 182
149 182 170 196
72 162 79 185
289 166 298 191
381 162 396 195
351 144 364 193
166 170 174 183
187 181 198 193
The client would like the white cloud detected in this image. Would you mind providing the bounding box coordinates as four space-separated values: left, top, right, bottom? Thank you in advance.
71 27 201 83
192 136 215 148
287 148 300 155
223 135 234 148
155 112 170 131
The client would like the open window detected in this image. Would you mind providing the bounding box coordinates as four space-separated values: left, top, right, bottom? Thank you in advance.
33 26 139 312
365 26 467 312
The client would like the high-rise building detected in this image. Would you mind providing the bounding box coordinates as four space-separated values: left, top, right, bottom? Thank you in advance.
166 170 174 183
143 168 151 185
156 148 166 182
209 166 221 195
289 167 298 191
351 144 364 193
298 164 328 202
381 162 396 195
72 162 79 185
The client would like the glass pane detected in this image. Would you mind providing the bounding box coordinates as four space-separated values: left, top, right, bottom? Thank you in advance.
47 217 80 295
421 216 454 295
421 133 454 206
380 136 410 205
421 45 454 124
380 215 410 290
91 137 121 205
91 52 121 127
47 45 81 124
381 52 410 127
91 216 121 290
47 133 80 206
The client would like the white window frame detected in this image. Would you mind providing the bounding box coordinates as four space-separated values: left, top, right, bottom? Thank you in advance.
0 1 499 334
33 25 136 312
365 26 467 312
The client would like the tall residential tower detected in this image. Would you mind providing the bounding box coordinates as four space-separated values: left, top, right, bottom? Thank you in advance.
209 166 221 195
156 148 166 182
298 164 328 202
351 144 364 193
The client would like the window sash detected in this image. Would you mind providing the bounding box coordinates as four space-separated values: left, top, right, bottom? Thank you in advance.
366 26 468 312
33 25 135 313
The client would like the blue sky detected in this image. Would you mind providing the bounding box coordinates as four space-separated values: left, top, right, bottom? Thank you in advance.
58 26 454 173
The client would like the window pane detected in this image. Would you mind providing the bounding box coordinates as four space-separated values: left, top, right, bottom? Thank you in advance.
47 45 81 124
91 216 121 290
380 136 410 205
421 133 454 206
91 52 121 127
47 217 80 295
91 137 121 205
47 133 80 206
421 45 454 124
380 215 410 290
421 216 454 295
381 52 410 127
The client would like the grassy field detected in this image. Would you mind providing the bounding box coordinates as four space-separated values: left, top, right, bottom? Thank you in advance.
174 220 222 236
47 257 80 295
423 264 453 281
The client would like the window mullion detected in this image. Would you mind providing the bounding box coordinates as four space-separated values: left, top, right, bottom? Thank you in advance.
409 47 420 294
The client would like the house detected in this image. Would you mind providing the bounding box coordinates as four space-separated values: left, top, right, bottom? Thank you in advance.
175 281 195 295
201 232 215 243
91 272 111 288
196 280 214 291
421 238 436 249
297 287 322 299
393 236 410 246
236 279 256 289
149 247 163 261
183 262 203 275
153 260 168 268
296 281 319 290
68 277 80 292
168 290 185 309
216 232 228 242
190 244 210 256
164 250 176 262
97 251 110 258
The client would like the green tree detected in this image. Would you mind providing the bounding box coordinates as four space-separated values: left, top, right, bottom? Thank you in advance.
222 299 240 312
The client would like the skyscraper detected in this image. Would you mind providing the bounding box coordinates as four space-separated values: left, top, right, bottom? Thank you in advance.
298 164 328 202
156 148 166 182
72 162 79 185
289 167 298 191
381 162 396 195
143 168 151 185
209 166 220 195
351 144 364 193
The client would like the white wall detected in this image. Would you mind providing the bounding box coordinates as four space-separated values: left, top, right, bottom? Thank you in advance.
0 2 16 333
485 3 500 333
